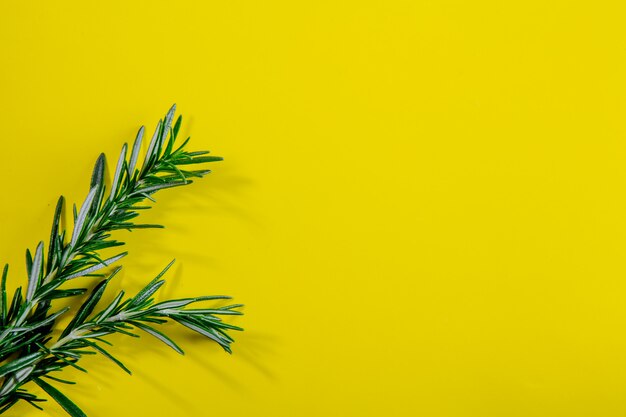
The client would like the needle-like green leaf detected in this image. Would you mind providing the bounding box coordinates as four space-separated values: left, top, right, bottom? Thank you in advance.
128 126 144 176
47 196 64 274
70 187 97 248
61 271 118 338
130 321 184 354
64 252 127 280
33 378 86 417
26 242 43 302
0 352 43 378
109 143 127 202
1 264 8 326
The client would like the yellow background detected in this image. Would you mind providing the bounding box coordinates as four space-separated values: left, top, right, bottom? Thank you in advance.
1 1 626 416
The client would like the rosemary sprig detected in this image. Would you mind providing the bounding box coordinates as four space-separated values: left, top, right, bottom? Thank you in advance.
0 105 242 416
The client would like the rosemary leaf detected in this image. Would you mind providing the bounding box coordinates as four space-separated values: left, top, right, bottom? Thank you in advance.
0 105 242 416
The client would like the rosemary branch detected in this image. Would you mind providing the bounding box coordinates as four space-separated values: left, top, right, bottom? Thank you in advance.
0 105 242 416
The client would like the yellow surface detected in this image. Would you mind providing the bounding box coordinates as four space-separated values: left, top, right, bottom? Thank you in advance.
1 1 626 416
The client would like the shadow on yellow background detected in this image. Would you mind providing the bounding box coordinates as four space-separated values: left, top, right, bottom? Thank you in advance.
2 1 626 416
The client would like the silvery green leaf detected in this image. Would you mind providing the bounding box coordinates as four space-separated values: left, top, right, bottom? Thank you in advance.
164 104 176 133
128 126 144 175
181 308 243 315
65 252 127 280
134 182 187 195
109 143 127 202
151 295 231 311
70 187 98 247
159 104 176 153
10 307 69 332
130 280 165 308
152 298 196 310
129 260 175 308
143 119 163 170
0 352 43 377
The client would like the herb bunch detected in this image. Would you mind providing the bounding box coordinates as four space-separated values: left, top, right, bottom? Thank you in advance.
0 105 242 416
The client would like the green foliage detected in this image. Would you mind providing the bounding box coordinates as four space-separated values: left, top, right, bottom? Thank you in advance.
0 105 242 416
